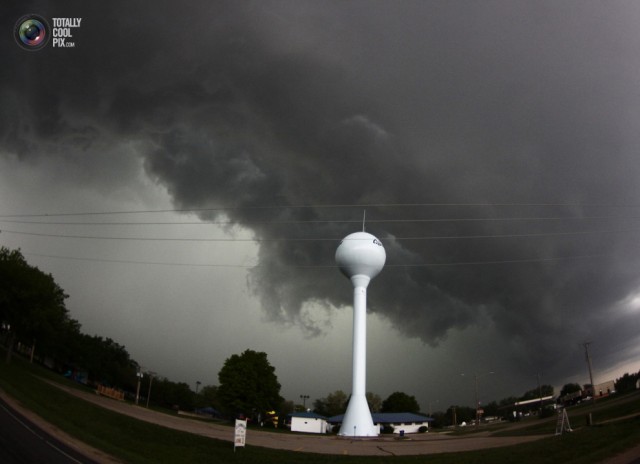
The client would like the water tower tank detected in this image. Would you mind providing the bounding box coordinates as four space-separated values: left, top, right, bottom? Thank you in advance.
335 232 386 281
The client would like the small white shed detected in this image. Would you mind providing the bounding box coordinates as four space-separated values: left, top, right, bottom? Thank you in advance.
289 412 328 434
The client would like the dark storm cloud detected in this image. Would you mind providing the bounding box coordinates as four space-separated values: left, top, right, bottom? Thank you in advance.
4 0 640 380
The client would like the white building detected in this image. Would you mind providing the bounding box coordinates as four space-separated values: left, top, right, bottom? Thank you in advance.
289 412 328 434
373 413 432 434
329 412 433 435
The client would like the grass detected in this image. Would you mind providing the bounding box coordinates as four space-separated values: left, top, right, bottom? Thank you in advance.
1 356 640 463
493 391 640 437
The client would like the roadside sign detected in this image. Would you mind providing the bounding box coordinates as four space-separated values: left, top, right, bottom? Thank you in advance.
234 419 247 451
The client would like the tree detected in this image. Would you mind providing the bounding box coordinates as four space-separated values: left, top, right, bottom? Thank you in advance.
0 247 70 364
152 378 195 410
197 384 220 410
217 349 283 417
366 391 382 413
445 405 475 426
50 316 83 366
615 372 640 394
381 391 420 413
313 390 348 417
280 400 295 422
63 334 136 388
483 400 500 418
560 383 582 398
520 385 554 401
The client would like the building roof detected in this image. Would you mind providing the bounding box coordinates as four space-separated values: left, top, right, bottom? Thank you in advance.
328 412 433 424
288 411 328 420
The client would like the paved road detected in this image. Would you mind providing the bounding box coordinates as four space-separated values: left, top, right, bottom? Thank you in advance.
0 396 100 464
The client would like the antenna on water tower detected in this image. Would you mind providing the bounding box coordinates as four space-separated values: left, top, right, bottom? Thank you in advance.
362 210 366 232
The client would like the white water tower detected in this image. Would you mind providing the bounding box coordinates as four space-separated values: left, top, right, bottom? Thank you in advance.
335 231 386 437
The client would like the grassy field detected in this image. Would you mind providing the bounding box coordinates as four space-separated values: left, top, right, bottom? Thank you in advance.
1 356 640 464
491 392 640 437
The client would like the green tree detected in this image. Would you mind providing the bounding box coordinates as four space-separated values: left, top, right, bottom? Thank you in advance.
366 391 382 413
280 400 295 422
430 410 448 428
197 384 220 410
445 405 475 426
0 247 70 364
520 385 554 401
483 400 500 418
313 390 348 417
66 334 136 388
217 349 283 417
381 391 420 413
152 378 195 410
560 383 582 397
50 316 83 365
615 372 640 394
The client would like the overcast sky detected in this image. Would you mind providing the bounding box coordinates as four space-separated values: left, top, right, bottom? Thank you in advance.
2 0 640 412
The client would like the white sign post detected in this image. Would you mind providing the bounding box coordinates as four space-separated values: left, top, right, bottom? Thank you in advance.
234 419 247 451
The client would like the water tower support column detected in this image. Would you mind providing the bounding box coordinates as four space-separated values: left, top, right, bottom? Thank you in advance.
339 274 377 437
351 276 369 400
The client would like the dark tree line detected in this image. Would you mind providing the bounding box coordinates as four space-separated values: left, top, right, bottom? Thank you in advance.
615 371 640 394
0 247 143 390
1 247 285 418
1 247 70 364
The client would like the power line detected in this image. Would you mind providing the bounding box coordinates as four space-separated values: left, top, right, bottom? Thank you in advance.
1 214 639 226
21 250 615 269
22 252 261 269
3 204 638 270
3 201 640 218
2 227 638 242
392 253 612 267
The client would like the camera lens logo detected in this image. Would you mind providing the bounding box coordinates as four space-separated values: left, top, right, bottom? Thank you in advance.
14 15 50 51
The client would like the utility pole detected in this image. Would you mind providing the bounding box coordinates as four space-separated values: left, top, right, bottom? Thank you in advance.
146 372 155 408
474 374 479 426
135 370 143 405
583 342 596 403
462 371 493 427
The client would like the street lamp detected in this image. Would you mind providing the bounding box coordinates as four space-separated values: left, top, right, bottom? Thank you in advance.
195 380 201 394
300 394 310 410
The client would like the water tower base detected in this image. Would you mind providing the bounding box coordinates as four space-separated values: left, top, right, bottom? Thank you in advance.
338 394 379 437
